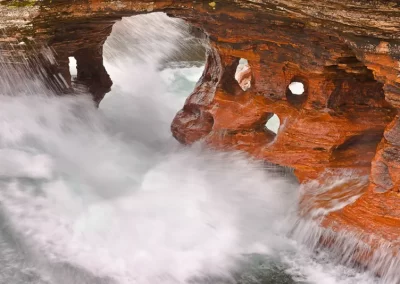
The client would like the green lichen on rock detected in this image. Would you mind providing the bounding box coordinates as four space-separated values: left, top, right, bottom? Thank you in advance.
2 0 38 8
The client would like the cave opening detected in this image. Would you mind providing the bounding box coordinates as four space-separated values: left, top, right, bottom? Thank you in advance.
64 12 209 111
286 77 307 106
235 58 252 91
68 56 77 80
265 114 280 134
288 82 304 95
97 12 210 144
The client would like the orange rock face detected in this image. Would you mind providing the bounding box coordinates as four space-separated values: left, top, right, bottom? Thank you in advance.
165 2 400 252
1 0 400 267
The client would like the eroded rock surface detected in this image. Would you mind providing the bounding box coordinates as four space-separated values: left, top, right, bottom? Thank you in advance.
1 0 400 266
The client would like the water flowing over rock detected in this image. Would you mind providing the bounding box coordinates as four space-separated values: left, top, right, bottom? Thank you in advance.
1 0 400 275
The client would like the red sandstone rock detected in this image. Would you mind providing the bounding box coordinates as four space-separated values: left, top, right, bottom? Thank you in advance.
1 0 400 267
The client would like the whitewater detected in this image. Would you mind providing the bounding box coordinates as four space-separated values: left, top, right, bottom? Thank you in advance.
0 13 396 284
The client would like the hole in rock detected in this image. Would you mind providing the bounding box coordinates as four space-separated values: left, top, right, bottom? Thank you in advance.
288 82 304 95
286 78 307 106
265 114 281 134
235 58 251 91
68 56 77 79
100 12 209 127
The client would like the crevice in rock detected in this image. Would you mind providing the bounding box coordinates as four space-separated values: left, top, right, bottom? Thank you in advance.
325 56 387 110
330 130 385 166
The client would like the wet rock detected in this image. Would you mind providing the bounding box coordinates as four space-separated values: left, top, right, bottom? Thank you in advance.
1 0 400 266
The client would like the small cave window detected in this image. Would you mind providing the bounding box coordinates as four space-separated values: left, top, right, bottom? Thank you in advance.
234 58 252 91
68 56 77 79
288 82 304 95
265 114 281 134
286 78 307 106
